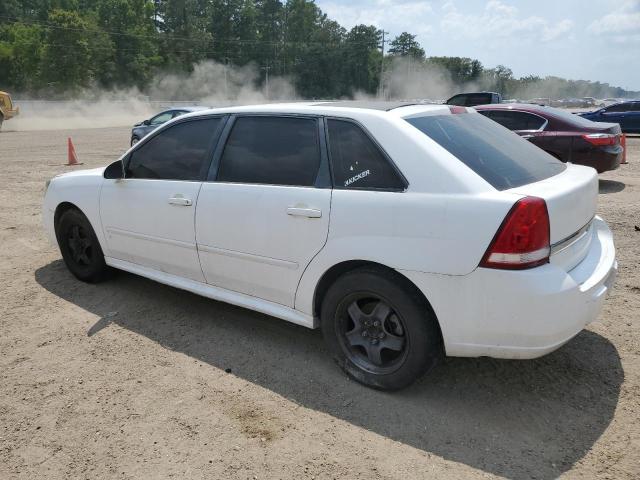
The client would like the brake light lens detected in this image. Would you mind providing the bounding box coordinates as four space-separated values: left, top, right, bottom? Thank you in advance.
480 197 550 270
582 133 618 146
448 106 468 114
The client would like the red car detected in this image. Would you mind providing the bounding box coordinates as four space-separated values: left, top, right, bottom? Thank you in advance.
475 103 624 173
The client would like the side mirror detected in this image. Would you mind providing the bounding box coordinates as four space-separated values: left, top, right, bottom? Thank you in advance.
142 119 150 126
104 159 125 179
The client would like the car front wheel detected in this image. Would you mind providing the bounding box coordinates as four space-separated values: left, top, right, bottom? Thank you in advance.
321 267 442 390
56 208 110 283
130 136 140 146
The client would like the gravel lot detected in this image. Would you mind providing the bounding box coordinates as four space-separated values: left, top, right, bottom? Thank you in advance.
0 127 638 479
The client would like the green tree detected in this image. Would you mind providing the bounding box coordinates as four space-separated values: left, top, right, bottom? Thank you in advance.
343 24 381 95
427 56 483 84
158 0 211 71
388 32 424 59
40 9 113 93
96 0 161 88
0 23 44 90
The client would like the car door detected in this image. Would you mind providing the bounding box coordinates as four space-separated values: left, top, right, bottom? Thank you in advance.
100 116 224 282
628 102 640 132
195 115 332 307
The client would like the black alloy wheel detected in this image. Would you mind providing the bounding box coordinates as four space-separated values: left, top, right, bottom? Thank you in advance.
56 208 110 283
336 293 409 374
321 267 443 390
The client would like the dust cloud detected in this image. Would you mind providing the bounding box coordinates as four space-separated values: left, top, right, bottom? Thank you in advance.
4 60 298 132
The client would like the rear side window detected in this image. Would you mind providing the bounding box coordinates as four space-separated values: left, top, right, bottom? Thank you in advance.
406 112 566 191
632 102 640 112
217 116 320 186
126 117 221 181
479 110 546 131
327 119 405 190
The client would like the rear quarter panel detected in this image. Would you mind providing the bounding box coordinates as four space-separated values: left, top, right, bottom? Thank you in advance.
294 190 518 315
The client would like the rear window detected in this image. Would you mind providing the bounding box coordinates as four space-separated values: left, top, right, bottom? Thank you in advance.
549 107 608 128
405 112 566 190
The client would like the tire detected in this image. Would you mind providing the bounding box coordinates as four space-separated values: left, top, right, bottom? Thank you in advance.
321 267 443 390
0 115 4 132
130 136 140 146
55 208 110 283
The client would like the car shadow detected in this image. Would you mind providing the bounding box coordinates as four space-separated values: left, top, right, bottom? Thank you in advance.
599 179 625 194
35 260 623 480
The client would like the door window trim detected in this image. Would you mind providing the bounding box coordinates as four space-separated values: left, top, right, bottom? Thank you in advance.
323 116 408 192
206 113 332 189
123 114 228 182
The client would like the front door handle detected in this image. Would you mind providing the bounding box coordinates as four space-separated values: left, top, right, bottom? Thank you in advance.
287 207 322 218
168 196 193 206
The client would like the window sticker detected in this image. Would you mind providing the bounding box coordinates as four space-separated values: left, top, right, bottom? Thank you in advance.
344 169 371 187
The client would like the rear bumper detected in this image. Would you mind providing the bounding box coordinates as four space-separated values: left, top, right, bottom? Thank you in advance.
573 147 622 173
400 216 616 359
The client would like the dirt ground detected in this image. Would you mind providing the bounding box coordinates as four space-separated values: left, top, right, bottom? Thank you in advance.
0 126 638 480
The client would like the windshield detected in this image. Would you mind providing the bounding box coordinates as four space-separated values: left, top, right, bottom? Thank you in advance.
405 112 566 190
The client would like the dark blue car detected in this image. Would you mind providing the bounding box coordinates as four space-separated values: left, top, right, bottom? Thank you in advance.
131 106 208 146
579 100 640 133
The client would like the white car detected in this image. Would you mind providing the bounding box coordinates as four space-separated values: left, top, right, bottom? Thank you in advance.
43 102 617 390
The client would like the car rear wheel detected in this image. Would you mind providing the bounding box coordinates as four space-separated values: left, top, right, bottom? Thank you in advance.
321 267 442 390
56 208 110 283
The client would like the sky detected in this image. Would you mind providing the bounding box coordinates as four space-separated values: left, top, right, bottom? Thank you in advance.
315 0 640 91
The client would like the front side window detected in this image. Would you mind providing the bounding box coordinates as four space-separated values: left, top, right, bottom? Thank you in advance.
126 117 221 181
217 116 321 186
479 110 546 131
327 119 405 190
150 111 173 125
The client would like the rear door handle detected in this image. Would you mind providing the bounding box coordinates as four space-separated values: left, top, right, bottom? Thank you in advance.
287 207 322 218
168 196 193 206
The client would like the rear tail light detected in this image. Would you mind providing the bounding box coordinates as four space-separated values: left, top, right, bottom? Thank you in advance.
448 106 468 114
582 133 618 146
480 197 550 270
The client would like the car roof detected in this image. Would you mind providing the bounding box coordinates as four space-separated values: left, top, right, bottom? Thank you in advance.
474 103 549 112
310 100 421 111
169 105 208 111
178 101 452 119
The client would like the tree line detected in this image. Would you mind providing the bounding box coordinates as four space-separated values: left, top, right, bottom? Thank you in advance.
0 0 637 100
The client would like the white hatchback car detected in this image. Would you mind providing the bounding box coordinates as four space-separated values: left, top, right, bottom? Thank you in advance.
43 102 617 390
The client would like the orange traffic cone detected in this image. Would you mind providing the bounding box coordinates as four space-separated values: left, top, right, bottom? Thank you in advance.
67 137 83 166
620 134 627 164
